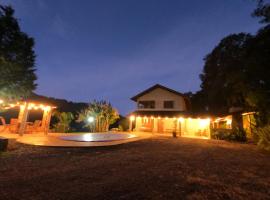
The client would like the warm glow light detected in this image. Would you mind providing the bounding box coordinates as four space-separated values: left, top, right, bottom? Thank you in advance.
178 117 184 123
226 119 232 125
0 99 3 104
242 112 256 116
88 116 94 123
130 115 135 121
199 118 210 128
44 106 51 111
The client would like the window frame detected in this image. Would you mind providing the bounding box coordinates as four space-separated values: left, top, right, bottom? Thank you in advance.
138 101 155 109
163 100 174 109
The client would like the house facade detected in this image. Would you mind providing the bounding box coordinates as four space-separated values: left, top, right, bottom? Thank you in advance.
129 84 211 138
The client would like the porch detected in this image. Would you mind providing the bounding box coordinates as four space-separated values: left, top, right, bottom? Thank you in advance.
0 100 56 136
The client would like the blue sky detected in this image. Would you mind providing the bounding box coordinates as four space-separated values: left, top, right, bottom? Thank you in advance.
2 0 262 114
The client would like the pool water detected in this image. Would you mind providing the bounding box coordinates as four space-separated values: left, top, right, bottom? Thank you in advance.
59 133 136 142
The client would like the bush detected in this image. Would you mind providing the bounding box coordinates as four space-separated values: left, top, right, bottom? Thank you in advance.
211 129 231 140
230 128 247 142
211 128 247 142
254 125 270 151
53 112 74 133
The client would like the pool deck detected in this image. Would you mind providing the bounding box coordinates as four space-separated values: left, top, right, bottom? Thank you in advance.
0 132 152 147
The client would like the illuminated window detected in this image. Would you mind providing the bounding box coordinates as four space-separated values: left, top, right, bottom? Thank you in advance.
164 101 174 109
138 101 155 109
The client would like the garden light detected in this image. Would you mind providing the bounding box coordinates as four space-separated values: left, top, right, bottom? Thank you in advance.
88 116 94 123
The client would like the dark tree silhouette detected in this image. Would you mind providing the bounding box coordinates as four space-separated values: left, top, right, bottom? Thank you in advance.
253 0 270 24
200 33 252 115
0 5 37 100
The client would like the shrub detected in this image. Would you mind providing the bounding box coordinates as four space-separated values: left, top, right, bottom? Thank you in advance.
211 128 247 142
77 100 119 132
230 128 247 142
211 129 231 140
53 111 74 133
254 125 270 151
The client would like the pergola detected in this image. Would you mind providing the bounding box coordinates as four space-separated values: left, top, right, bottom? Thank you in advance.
0 100 56 136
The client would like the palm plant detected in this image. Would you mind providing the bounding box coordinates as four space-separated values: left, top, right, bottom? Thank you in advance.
77 100 119 132
53 111 74 133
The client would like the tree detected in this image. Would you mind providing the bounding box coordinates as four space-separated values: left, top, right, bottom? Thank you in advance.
53 111 74 133
77 100 119 132
245 25 270 125
253 0 270 24
199 26 270 126
0 5 37 102
200 33 252 115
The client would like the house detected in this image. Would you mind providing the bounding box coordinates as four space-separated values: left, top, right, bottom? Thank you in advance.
129 84 211 138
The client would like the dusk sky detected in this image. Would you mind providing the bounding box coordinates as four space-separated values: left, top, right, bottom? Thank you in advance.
2 0 261 114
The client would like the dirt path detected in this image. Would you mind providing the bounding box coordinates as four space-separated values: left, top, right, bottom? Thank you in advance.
0 137 270 200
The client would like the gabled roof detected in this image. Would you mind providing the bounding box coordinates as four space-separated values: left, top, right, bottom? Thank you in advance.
131 84 187 101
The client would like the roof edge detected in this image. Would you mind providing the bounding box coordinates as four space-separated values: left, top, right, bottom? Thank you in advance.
131 84 187 101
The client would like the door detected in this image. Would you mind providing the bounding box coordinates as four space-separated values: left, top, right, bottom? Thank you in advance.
157 118 164 133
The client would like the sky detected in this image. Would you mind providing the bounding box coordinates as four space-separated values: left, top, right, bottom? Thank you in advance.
1 0 262 114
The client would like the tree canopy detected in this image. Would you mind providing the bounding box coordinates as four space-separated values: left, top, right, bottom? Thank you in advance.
0 5 37 101
199 33 252 115
196 24 270 125
253 0 270 24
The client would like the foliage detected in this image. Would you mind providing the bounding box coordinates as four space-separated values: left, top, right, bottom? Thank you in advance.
211 129 231 140
231 128 247 142
211 128 247 142
197 25 270 125
253 0 270 24
200 33 252 115
189 1 270 129
253 125 270 151
110 115 129 131
53 111 74 133
0 5 37 100
77 100 119 132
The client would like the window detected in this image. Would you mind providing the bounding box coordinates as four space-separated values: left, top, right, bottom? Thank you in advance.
164 101 174 109
138 101 155 109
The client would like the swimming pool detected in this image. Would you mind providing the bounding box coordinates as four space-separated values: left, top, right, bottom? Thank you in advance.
59 133 137 142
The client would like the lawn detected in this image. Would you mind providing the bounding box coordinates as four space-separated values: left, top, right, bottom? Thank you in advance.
0 137 270 200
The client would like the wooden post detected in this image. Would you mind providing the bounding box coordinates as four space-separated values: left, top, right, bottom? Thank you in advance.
18 102 29 136
129 118 133 132
42 107 52 135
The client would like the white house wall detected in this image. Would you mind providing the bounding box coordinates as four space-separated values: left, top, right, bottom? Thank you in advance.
133 117 210 138
137 88 187 111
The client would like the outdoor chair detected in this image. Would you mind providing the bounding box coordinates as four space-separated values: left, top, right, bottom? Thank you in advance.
26 120 42 133
9 118 19 133
0 117 19 133
0 116 7 133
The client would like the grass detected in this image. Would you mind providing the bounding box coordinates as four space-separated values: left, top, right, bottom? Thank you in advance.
0 137 270 200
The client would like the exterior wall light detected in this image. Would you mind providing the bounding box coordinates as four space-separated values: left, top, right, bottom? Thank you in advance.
178 117 184 123
130 116 135 121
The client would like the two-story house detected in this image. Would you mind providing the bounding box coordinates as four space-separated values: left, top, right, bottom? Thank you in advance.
129 84 211 138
